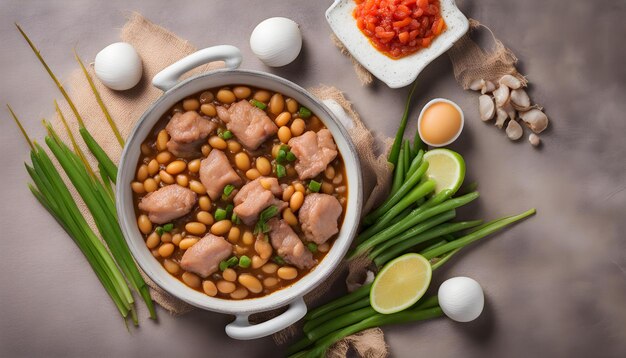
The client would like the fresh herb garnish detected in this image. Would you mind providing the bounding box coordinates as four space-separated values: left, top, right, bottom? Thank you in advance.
238 255 251 268
254 205 279 234
273 256 286 265
222 184 235 200
219 260 229 271
251 99 267 109
276 149 287 164
276 164 286 178
214 208 227 221
220 256 240 271
231 212 241 225
286 151 296 162
299 106 312 119
308 180 321 192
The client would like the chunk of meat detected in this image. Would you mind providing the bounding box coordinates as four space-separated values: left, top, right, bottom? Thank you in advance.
199 149 242 200
180 234 232 278
233 177 286 225
299 193 343 244
216 100 278 150
288 129 338 180
268 219 315 270
138 184 197 224
165 111 216 157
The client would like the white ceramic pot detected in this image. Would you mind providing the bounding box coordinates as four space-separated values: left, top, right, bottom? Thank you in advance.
116 45 363 340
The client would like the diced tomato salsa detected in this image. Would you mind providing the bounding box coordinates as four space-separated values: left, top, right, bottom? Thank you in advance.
353 0 446 59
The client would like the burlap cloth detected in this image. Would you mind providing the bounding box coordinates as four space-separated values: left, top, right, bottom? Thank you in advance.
50 13 392 354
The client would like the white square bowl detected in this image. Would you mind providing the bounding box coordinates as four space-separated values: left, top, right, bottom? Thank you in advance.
326 0 469 88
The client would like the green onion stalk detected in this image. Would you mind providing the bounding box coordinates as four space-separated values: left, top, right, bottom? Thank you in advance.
43 121 156 319
16 24 117 183
7 108 138 324
74 50 124 147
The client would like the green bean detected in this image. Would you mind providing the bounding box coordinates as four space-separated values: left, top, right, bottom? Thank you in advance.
362 160 429 226
303 296 370 333
388 80 418 167
389 147 405 196
294 306 444 358
358 206 413 243
366 179 435 233
306 295 440 342
366 210 456 262
412 125 425 157
351 192 479 258
418 239 448 255
429 248 461 271
286 336 314 356
307 306 376 341
402 140 411 178
422 209 537 260
305 283 372 321
405 149 424 180
371 220 483 266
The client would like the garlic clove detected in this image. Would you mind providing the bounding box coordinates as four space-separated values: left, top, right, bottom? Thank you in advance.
510 88 531 110
438 277 484 322
499 74 523 89
250 17 302 67
478 95 495 121
469 79 484 91
481 80 496 94
501 101 517 122
506 119 524 140
495 107 508 129
94 42 143 91
519 108 549 133
529 133 541 146
493 84 510 107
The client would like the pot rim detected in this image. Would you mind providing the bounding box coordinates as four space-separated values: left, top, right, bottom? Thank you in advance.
116 68 363 315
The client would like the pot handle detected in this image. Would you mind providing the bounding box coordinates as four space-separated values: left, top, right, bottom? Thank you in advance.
225 297 307 340
152 45 243 92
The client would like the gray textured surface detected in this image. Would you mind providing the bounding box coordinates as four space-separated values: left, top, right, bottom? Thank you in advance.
1 0 625 357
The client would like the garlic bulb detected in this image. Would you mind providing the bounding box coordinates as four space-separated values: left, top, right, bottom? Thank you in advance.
438 277 484 322
94 42 143 91
250 17 302 67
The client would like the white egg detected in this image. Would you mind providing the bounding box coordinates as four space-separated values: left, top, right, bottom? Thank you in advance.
94 42 143 91
438 277 484 322
250 17 302 67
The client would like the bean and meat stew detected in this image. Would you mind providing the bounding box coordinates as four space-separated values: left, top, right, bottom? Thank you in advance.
132 86 348 300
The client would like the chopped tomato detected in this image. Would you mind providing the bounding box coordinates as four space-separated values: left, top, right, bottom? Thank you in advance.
392 17 412 28
353 0 445 59
398 31 410 44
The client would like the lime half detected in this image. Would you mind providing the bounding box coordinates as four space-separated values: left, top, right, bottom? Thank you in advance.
423 148 465 195
370 253 432 314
